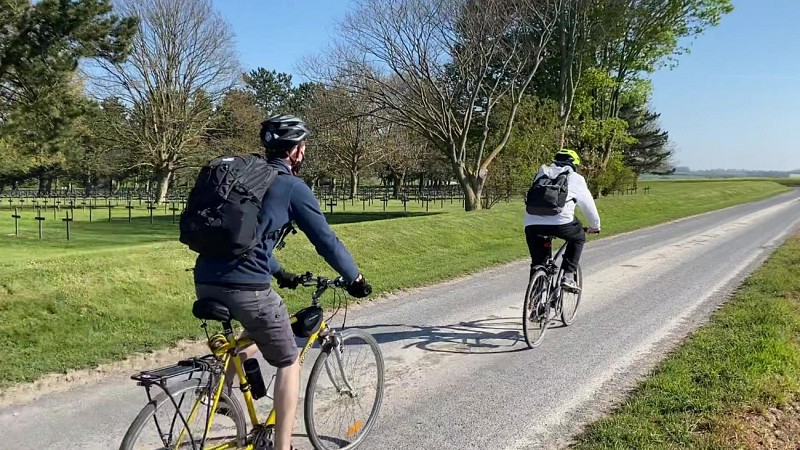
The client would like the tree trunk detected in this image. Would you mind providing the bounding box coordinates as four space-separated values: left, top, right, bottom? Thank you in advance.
391 171 405 199
449 160 483 212
349 171 359 199
155 168 173 204
463 184 480 211
37 176 54 196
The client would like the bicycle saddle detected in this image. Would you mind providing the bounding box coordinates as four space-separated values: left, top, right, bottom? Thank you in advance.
192 300 232 322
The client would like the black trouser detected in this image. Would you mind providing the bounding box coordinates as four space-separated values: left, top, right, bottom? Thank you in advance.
525 219 586 274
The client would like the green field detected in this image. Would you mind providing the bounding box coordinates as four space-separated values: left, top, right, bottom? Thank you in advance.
574 232 800 449
0 180 792 387
777 177 800 187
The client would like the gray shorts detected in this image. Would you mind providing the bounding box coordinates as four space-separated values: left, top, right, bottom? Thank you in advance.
194 284 299 368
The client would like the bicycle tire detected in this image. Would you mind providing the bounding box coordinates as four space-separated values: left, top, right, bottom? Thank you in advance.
559 264 583 326
523 269 550 348
119 379 247 450
304 329 385 450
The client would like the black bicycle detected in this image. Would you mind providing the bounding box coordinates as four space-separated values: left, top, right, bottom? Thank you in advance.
522 228 599 348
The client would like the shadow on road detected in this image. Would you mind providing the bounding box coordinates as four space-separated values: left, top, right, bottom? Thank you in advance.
345 317 534 355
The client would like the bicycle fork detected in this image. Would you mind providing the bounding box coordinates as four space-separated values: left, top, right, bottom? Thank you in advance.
324 334 358 398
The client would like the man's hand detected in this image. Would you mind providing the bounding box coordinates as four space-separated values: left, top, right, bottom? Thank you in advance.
274 269 301 290
346 274 372 298
587 227 601 234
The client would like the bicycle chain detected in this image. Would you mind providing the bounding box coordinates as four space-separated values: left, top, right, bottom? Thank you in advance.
252 425 274 450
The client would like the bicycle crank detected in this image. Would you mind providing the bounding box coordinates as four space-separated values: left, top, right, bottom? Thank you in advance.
251 425 274 450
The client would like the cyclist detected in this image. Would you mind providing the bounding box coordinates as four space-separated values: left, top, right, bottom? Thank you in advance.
524 148 601 292
193 114 372 450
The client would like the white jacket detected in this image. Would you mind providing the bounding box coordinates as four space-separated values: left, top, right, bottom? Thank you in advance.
524 164 601 229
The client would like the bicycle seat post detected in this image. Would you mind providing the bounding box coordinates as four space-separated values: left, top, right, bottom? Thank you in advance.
221 320 233 338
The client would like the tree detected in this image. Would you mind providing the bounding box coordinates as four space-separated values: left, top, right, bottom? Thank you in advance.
380 125 428 198
244 68 294 116
311 0 563 211
287 82 322 117
545 0 601 149
244 68 322 119
579 0 732 171
2 73 96 194
91 0 239 203
305 84 387 198
206 89 262 155
1 0 136 112
483 96 562 200
0 137 30 192
67 96 131 194
619 102 673 175
0 0 136 190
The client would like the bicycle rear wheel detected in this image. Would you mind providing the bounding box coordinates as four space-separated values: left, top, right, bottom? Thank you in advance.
560 264 583 326
523 269 551 348
119 379 247 450
304 329 385 450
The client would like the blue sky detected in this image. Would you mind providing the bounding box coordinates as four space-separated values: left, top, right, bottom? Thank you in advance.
212 0 800 171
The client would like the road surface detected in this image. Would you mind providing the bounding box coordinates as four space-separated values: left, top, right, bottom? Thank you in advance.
2 190 799 449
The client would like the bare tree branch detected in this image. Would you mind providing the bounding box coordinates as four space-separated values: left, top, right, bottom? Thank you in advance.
306 0 562 210
87 0 239 202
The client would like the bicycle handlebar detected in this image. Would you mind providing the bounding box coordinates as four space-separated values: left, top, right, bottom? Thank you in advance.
297 271 345 289
583 227 601 234
297 271 348 307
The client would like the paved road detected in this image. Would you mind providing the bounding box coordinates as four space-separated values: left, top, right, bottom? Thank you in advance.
2 190 800 449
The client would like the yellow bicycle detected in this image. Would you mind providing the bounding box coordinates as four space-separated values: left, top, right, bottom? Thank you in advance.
119 273 385 450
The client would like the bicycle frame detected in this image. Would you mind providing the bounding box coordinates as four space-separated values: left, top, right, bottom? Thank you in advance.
539 236 569 276
177 314 330 450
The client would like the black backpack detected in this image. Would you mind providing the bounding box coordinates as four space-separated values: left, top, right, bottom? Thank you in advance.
179 154 278 259
525 166 572 215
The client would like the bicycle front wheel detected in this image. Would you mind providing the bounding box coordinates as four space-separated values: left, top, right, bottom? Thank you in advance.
523 269 551 348
304 329 385 450
560 264 583 326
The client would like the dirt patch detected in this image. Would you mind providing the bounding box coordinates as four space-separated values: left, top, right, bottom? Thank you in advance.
718 402 800 449
0 339 209 407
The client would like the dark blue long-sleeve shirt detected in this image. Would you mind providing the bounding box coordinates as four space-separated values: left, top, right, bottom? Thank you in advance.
193 159 360 289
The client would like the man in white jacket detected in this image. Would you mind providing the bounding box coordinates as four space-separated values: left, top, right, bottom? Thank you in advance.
524 149 601 291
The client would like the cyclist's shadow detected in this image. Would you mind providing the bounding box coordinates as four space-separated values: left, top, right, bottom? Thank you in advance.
347 316 540 354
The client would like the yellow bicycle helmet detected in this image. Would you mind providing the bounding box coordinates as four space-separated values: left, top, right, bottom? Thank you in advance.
554 148 581 166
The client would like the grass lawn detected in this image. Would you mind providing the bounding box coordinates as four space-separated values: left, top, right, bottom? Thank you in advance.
573 232 800 449
0 180 792 387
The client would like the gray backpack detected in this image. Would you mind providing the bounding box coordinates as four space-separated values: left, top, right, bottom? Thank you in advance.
525 166 571 215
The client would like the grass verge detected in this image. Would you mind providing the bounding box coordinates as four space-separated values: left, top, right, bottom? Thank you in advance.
0 180 792 387
573 232 800 449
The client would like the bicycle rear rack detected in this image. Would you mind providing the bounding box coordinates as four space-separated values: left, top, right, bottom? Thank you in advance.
131 355 217 388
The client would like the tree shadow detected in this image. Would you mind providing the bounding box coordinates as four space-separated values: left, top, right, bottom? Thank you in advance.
324 211 440 225
0 209 442 249
29 209 440 236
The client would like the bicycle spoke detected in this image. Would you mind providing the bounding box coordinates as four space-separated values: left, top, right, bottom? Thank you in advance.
306 330 383 449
